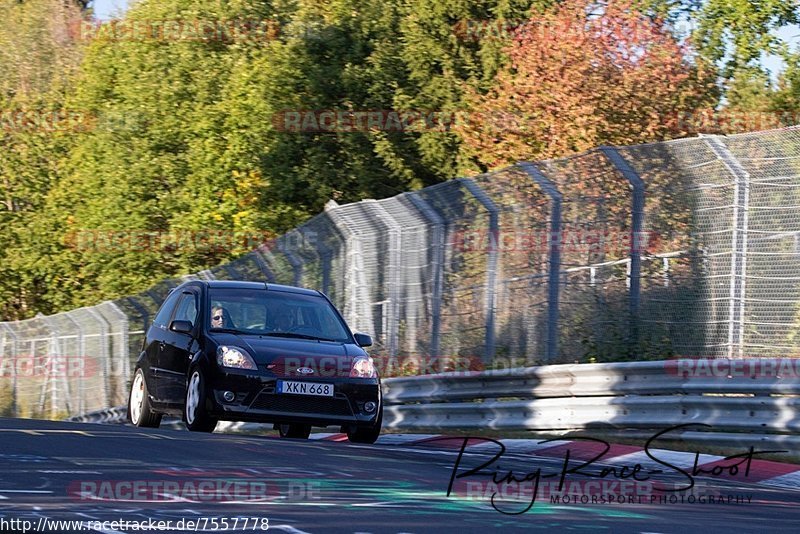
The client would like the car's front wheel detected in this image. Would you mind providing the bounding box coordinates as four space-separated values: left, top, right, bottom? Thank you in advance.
347 409 382 444
128 368 162 428
278 423 311 439
184 367 218 432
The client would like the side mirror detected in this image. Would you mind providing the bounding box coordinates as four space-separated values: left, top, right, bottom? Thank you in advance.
354 332 372 347
170 320 193 335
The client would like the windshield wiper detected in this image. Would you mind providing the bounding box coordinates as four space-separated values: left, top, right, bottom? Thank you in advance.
263 332 337 342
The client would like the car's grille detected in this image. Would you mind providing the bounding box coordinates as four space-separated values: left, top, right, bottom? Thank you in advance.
249 392 354 417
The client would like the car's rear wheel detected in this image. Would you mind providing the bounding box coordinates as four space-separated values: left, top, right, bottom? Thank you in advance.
278 423 311 439
184 368 218 432
128 368 162 428
347 408 382 444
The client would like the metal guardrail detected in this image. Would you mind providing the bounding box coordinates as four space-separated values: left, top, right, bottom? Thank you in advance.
67 406 128 424
68 359 800 453
382 360 800 403
381 359 800 439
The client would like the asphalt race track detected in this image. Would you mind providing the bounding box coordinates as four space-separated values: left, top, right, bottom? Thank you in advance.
1 417 799 533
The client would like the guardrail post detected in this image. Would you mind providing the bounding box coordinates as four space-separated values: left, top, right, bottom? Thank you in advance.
704 136 749 359
598 147 646 352
406 192 445 359
458 178 499 363
517 163 562 362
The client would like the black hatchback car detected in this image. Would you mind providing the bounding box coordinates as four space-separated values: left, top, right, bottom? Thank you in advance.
127 280 382 443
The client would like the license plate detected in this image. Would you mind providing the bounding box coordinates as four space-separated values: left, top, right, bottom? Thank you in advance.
276 381 334 397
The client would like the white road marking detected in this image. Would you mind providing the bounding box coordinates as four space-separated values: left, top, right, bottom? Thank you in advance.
269 526 312 534
0 489 54 493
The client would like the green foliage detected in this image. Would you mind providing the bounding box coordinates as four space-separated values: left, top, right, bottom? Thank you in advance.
773 51 800 111
725 66 776 111
693 0 799 78
0 0 85 319
1 0 799 321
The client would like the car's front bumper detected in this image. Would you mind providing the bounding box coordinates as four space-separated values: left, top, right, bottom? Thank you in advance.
207 370 381 429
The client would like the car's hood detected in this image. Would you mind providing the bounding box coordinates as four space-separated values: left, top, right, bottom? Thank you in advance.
213 334 368 378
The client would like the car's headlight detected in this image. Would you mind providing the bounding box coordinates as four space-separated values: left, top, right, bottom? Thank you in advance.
216 346 257 370
350 356 377 378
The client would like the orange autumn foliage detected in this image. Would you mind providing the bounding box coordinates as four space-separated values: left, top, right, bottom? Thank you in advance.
456 0 718 170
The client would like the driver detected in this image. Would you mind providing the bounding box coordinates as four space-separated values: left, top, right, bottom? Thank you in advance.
210 306 227 328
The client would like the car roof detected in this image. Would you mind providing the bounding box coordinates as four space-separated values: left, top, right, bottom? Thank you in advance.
194 280 322 296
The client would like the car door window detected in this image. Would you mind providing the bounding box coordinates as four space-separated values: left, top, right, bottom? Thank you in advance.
153 289 183 329
173 293 198 327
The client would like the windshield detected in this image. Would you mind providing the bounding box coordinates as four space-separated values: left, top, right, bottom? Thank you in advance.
207 288 352 343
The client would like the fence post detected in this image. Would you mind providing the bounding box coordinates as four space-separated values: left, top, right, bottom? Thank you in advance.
251 249 277 282
406 192 445 359
324 200 374 338
124 296 151 341
278 231 304 287
598 147 646 351
301 224 333 295
517 163 562 362
1 323 18 417
458 178 499 364
370 201 403 357
703 135 749 359
221 263 243 279
99 301 131 402
38 315 70 419
85 307 111 411
197 269 216 280
63 311 85 414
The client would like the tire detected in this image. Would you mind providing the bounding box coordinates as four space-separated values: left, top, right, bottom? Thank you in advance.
128 368 162 428
278 423 311 439
184 367 218 432
347 408 382 444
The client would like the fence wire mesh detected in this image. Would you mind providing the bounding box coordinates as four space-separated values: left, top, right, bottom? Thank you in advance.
2 127 800 419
